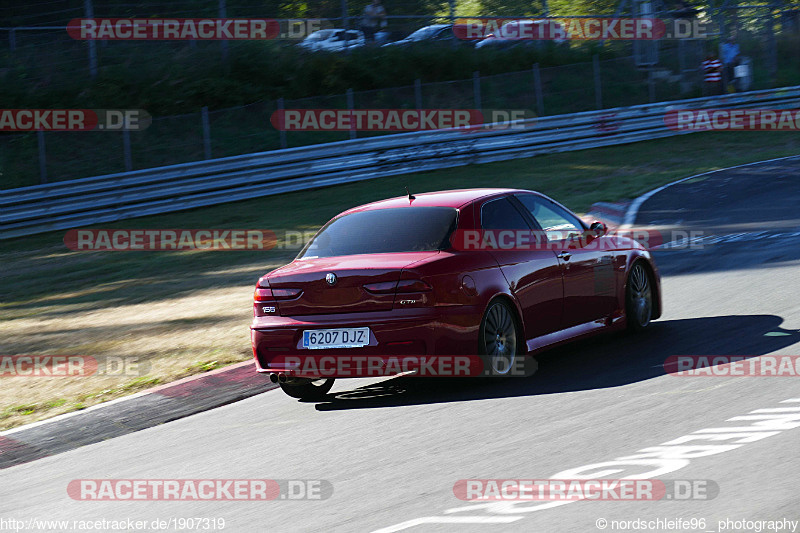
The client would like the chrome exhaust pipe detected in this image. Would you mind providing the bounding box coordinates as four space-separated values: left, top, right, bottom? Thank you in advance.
268 373 279 383
278 372 288 383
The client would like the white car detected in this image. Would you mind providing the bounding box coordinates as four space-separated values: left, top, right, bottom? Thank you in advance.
298 29 390 52
297 29 365 52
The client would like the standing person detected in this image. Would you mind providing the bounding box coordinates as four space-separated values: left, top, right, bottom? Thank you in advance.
720 36 741 91
701 53 723 96
361 0 387 42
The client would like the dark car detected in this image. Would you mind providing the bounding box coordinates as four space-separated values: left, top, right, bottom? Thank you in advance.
383 23 478 47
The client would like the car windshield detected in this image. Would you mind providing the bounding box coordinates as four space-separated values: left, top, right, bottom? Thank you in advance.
306 30 333 41
299 206 458 259
407 26 445 40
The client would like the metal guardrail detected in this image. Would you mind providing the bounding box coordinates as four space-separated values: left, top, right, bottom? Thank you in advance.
2 85 800 240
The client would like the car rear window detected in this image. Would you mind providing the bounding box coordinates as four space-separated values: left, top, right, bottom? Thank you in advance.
299 206 458 259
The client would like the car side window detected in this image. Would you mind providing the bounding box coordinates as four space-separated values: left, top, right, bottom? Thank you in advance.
515 195 583 241
481 197 531 230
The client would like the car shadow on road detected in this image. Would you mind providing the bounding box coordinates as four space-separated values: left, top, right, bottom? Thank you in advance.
311 314 800 411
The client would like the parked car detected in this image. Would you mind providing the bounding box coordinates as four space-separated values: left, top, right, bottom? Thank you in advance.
475 19 566 49
251 188 662 400
383 24 454 46
383 23 484 47
297 29 367 52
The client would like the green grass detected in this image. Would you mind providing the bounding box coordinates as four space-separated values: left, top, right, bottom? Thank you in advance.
3 130 799 303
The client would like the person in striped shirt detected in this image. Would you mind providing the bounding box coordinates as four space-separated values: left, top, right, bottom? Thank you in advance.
701 53 723 96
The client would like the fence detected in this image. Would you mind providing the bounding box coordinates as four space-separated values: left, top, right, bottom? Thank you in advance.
2 2 797 74
3 84 800 240
0 41 782 190
1 3 799 190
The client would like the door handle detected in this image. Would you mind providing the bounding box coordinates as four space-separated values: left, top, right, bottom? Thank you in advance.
557 251 571 260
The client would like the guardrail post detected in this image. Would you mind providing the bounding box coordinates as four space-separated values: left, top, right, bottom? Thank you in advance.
201 106 212 159
473 71 482 111
532 63 544 117
593 55 602 109
37 131 47 184
277 98 287 149
9 29 16 51
84 0 98 77
648 68 655 102
123 130 132 172
415 79 422 110
347 89 356 140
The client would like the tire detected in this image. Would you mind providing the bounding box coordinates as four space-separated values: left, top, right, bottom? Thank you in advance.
626 261 654 332
478 299 520 375
279 378 335 400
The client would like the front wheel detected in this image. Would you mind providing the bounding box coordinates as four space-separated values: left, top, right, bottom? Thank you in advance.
279 378 335 400
626 261 653 331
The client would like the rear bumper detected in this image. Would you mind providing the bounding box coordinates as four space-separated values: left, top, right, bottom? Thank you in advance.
251 306 481 374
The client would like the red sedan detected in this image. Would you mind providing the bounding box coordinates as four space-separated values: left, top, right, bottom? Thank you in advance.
251 188 661 399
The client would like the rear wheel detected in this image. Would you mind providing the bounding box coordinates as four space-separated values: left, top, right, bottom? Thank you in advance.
626 262 653 331
478 299 520 375
279 378 335 400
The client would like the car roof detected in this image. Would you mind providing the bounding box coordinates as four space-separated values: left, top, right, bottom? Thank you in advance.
341 188 537 213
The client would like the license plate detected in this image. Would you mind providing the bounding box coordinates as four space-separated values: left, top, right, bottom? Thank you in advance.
302 327 370 349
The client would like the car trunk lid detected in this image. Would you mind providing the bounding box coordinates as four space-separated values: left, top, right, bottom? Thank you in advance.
267 252 438 316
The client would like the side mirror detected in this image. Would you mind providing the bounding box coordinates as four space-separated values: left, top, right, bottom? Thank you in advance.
589 221 607 237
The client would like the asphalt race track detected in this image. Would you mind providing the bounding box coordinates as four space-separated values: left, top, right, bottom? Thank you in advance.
2 157 800 533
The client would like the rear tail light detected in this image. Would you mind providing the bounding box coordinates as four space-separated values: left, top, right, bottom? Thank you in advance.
395 279 432 293
363 279 432 294
272 288 302 299
254 288 274 302
255 285 302 301
363 281 398 294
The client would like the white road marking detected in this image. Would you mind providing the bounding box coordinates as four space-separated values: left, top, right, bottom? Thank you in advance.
371 516 523 532
622 154 800 227
373 398 800 532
